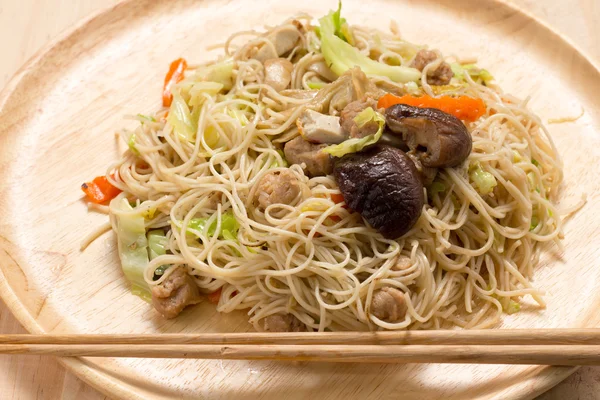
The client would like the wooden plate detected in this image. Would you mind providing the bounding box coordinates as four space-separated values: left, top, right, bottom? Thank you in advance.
1 0 599 398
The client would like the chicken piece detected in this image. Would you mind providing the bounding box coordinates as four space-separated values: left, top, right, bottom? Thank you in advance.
255 169 302 210
264 58 293 92
151 267 202 319
339 98 381 139
297 109 348 144
410 49 453 86
370 287 407 322
253 24 303 62
263 314 307 332
284 136 333 177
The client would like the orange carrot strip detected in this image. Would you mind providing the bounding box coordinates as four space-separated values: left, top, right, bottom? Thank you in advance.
162 58 188 107
81 176 121 204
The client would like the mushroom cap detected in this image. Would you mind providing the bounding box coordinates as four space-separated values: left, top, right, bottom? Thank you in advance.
333 145 424 239
385 104 472 168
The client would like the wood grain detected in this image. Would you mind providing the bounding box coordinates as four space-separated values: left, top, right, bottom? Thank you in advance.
0 0 599 399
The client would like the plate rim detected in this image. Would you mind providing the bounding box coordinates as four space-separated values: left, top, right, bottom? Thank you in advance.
0 0 597 398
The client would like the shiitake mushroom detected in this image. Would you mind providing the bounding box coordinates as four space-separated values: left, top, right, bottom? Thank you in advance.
333 145 424 239
385 104 472 168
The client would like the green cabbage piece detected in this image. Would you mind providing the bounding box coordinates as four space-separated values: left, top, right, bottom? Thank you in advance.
147 230 167 260
188 211 239 240
128 133 140 156
470 163 497 195
322 107 385 157
137 114 156 123
194 61 234 91
111 198 151 302
168 91 196 141
451 63 494 85
318 5 421 83
505 300 521 315
427 181 446 197
307 81 327 90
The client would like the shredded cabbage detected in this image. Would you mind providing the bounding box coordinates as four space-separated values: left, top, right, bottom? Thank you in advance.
307 81 327 90
111 198 151 301
137 114 156 123
427 181 446 197
505 300 521 315
128 133 140 156
451 63 494 85
167 91 195 141
147 230 167 260
318 5 421 83
470 163 497 195
188 211 240 240
194 61 234 91
322 107 385 157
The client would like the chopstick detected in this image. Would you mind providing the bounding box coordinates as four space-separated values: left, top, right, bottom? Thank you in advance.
2 329 600 365
2 329 600 345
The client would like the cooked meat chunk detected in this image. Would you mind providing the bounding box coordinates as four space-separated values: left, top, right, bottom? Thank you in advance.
263 314 307 332
333 145 424 239
297 109 348 144
255 169 302 210
339 98 381 139
151 267 202 319
253 25 303 62
264 58 293 92
410 49 453 85
284 136 333 177
385 104 472 168
371 287 407 322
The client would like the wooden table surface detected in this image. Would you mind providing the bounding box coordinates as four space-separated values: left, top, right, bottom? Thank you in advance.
0 0 598 399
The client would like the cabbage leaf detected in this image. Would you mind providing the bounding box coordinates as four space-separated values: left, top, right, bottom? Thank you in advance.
110 197 151 302
318 5 420 83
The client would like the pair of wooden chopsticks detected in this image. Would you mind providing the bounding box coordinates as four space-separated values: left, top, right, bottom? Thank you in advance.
2 329 600 365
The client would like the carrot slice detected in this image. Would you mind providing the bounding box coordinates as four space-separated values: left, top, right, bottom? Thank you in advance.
377 93 486 122
81 176 121 204
162 58 188 107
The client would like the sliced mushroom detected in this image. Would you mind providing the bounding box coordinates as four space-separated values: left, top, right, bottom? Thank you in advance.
385 104 472 168
307 67 383 116
264 58 293 92
307 60 338 82
253 25 303 62
370 287 407 322
297 109 348 144
333 145 424 239
284 136 333 177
